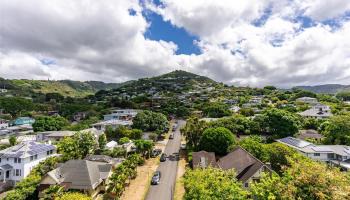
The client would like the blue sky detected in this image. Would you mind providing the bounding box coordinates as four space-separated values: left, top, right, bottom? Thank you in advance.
143 10 201 55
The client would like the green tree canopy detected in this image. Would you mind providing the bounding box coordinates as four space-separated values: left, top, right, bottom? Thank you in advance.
98 133 107 150
132 110 169 133
203 102 231 118
261 108 300 138
183 168 248 200
0 97 34 117
198 127 236 155
321 114 350 145
32 116 69 132
57 131 97 161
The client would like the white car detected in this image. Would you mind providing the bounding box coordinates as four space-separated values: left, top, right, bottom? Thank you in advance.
180 143 186 150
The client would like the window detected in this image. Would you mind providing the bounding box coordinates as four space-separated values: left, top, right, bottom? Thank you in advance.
30 156 34 161
34 155 38 159
15 169 21 176
50 150 53 154
314 153 320 156
47 151 50 155
0 158 1 163
244 182 249 187
14 158 21 163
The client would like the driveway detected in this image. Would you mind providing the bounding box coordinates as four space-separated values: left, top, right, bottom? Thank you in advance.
145 120 185 200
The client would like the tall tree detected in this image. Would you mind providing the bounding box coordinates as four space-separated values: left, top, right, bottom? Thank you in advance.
132 110 169 133
321 114 350 145
181 117 208 149
262 108 300 138
98 133 107 150
9 135 17 146
198 127 236 155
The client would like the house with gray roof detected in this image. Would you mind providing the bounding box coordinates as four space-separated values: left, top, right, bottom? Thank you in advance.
277 137 350 171
192 147 272 188
299 103 333 119
39 159 113 198
0 141 56 188
192 151 217 169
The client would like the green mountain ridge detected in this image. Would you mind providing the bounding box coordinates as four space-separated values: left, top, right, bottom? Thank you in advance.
0 78 123 97
295 84 350 94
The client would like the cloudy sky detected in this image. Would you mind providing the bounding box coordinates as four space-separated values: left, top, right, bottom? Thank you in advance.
1 0 350 87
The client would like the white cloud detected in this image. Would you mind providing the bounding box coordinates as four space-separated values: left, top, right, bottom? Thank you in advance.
150 0 350 87
295 0 350 21
0 0 181 82
1 0 350 87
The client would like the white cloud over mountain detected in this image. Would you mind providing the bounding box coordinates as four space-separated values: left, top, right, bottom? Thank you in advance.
0 0 350 87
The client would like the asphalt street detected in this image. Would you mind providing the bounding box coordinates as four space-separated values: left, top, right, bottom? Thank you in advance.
145 120 185 200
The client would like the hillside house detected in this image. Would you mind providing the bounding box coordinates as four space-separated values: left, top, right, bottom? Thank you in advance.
0 119 8 130
92 119 132 131
0 142 56 190
277 137 350 171
39 160 113 198
11 117 35 126
192 147 272 188
299 103 332 119
296 97 318 104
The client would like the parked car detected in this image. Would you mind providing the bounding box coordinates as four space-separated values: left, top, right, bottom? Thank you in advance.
151 171 161 185
160 153 167 162
173 152 180 161
169 133 174 139
151 149 162 157
180 143 186 150
172 126 177 131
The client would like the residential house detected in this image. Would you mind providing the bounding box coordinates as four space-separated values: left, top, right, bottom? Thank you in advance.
216 147 272 188
0 142 56 188
0 124 33 137
11 117 35 126
0 119 8 130
0 89 7 93
85 155 124 168
0 135 36 145
277 137 350 171
299 103 333 119
39 160 113 198
36 131 75 142
297 129 324 141
192 147 272 188
192 151 217 168
73 112 88 122
92 119 133 131
105 140 118 150
249 96 263 105
296 97 318 104
103 109 138 121
229 106 241 113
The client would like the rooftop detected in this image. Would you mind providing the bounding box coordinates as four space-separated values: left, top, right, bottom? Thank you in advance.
42 160 112 190
92 119 133 127
277 137 350 156
0 141 55 158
